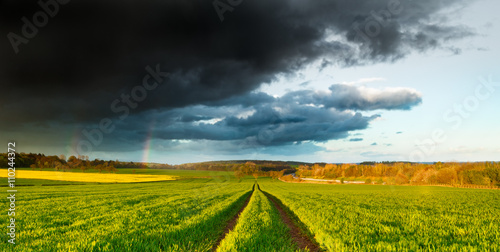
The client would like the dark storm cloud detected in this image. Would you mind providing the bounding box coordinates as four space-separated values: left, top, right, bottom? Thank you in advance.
116 98 379 147
68 82 423 154
178 114 214 123
203 92 276 108
406 24 475 52
1 0 473 128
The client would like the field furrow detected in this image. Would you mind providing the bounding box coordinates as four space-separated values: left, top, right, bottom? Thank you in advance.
261 188 321 252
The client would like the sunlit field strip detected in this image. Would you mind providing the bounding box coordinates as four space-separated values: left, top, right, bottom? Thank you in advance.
0 178 254 251
0 170 177 183
15 167 235 178
217 185 301 252
260 178 500 252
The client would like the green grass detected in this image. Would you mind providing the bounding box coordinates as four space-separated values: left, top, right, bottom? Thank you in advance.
3 174 499 251
217 183 301 252
260 178 500 251
1 177 253 251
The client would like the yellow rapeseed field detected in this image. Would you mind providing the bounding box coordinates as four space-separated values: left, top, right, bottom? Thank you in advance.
1 170 177 183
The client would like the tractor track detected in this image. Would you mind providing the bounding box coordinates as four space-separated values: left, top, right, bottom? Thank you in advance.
260 184 322 252
212 183 321 252
211 184 255 251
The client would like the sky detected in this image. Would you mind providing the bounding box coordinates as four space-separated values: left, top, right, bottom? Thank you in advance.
1 0 499 164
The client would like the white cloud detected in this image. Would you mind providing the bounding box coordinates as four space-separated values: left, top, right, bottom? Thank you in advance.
341 77 386 85
236 109 256 119
193 118 224 125
449 146 485 154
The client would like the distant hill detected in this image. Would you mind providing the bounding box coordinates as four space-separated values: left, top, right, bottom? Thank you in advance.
168 160 310 173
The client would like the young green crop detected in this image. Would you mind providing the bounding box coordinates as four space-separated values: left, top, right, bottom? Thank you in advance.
1 178 253 251
4 174 498 252
260 178 500 251
217 184 302 252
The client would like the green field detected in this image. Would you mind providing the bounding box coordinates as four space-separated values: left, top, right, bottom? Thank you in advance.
1 177 93 186
260 179 500 251
2 174 499 251
2 177 252 251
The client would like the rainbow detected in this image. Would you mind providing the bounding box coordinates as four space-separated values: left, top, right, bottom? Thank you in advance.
141 119 156 164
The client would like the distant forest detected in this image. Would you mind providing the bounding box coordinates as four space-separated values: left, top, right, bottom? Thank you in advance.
1 153 499 187
294 162 500 187
0 153 295 174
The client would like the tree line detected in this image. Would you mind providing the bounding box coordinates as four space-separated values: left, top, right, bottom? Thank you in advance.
295 162 500 187
0 153 150 173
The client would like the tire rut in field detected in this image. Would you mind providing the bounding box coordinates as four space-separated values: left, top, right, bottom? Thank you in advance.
211 184 255 251
259 184 322 252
